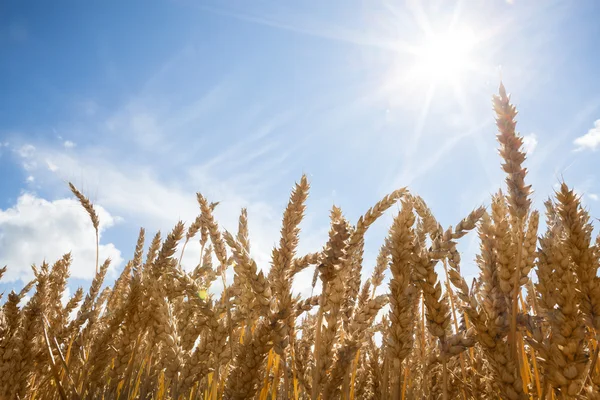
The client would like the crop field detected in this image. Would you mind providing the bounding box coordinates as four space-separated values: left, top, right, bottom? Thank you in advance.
0 85 599 399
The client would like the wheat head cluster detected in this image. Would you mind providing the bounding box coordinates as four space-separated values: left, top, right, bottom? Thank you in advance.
1 84 600 400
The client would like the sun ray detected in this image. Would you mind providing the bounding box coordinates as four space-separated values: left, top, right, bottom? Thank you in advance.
410 82 437 157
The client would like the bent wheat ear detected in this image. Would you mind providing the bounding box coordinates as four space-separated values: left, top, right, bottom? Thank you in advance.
69 182 100 274
68 182 100 230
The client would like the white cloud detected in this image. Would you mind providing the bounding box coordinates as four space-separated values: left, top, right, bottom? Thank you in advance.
589 193 599 201
106 110 163 149
574 120 600 151
0 193 122 282
522 133 538 155
46 160 58 172
26 175 34 183
10 143 60 173
23 162 37 171
13 143 38 170
63 140 76 148
17 144 36 158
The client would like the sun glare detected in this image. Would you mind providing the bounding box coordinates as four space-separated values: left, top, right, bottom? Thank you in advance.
410 27 478 84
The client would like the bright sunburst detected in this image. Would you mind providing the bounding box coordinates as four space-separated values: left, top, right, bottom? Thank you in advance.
409 26 478 85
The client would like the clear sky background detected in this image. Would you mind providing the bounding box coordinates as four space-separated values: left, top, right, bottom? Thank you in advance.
1 0 599 298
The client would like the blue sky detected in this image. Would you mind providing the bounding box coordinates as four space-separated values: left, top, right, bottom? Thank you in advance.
1 0 600 297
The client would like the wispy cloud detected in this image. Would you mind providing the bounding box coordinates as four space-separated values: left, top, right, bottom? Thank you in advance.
103 82 231 153
17 144 36 158
522 133 538 155
389 117 492 190
574 119 600 151
46 160 58 172
192 2 404 51
15 144 38 171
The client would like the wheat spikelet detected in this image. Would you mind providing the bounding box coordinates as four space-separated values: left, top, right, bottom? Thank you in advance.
556 182 600 331
146 231 162 266
492 84 531 221
224 318 273 399
386 200 419 399
532 214 588 397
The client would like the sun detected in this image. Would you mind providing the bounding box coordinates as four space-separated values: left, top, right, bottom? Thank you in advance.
409 27 478 85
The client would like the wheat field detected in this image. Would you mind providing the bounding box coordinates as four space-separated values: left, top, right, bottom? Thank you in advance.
0 84 599 400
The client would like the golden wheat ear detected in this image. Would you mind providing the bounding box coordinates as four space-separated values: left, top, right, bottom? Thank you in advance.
493 83 532 221
68 182 100 274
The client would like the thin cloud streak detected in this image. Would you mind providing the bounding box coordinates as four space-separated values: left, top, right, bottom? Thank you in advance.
390 117 493 190
188 2 411 52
